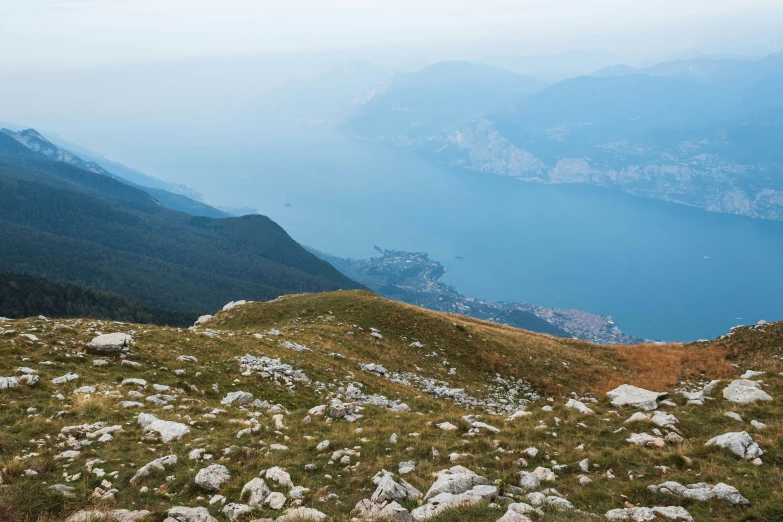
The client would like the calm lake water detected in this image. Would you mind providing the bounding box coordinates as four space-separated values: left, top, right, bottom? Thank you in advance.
111 118 783 342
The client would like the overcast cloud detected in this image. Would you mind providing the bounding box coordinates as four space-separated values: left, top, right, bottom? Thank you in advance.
1 0 782 69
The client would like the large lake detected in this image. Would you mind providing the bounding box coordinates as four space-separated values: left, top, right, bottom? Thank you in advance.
101 118 783 342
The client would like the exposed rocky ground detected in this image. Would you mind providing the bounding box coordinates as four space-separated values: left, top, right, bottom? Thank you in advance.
311 248 641 345
1 290 781 522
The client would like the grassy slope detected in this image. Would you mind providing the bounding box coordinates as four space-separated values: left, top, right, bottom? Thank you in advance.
0 291 781 522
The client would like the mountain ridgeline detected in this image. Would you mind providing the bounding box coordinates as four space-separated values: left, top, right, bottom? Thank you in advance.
0 131 364 316
1 128 231 218
346 53 783 221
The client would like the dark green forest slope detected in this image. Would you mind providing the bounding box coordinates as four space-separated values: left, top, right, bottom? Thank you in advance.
0 133 363 314
0 273 195 326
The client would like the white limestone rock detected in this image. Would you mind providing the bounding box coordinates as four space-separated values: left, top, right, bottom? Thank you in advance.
627 433 665 448
648 481 749 505
266 492 287 510
221 391 254 406
86 333 132 354
436 422 458 431
606 506 693 521
166 507 218 522
195 464 231 491
130 455 177 485
265 466 294 489
607 384 667 410
222 503 252 521
705 431 763 460
241 477 271 506
194 315 213 326
423 466 491 500
723 380 772 404
565 399 594 414
276 507 328 521
137 413 190 443
52 373 79 385
496 503 534 522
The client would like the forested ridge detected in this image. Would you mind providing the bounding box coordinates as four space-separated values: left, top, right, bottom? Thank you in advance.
0 273 196 326
0 133 363 314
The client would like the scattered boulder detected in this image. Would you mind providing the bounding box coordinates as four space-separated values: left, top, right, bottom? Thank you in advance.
518 472 540 491
266 492 287 510
222 300 247 311
565 398 594 414
52 373 79 385
606 506 693 521
195 464 231 491
723 380 773 404
724 412 744 422
241 477 271 506
137 413 190 443
221 391 254 406
276 507 328 521
166 506 218 522
705 431 763 460
265 466 294 489
194 315 213 326
399 461 416 475
130 455 177 485
86 333 132 354
627 433 665 449
222 504 252 521
607 384 667 410
372 473 411 504
648 481 749 505
496 503 534 522
436 422 458 431
65 510 149 522
411 485 496 520
423 466 491 500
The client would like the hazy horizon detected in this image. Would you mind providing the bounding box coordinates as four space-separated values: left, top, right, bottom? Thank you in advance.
2 0 783 72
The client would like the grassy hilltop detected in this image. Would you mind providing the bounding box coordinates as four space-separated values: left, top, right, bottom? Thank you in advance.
1 290 781 521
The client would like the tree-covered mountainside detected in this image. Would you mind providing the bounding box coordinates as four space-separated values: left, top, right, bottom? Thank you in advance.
0 137 364 314
0 273 196 326
1 128 231 218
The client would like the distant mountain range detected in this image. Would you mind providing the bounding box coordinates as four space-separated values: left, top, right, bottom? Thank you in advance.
344 53 783 221
0 130 364 315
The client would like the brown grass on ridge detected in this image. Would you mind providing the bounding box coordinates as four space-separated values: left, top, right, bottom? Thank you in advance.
599 343 736 393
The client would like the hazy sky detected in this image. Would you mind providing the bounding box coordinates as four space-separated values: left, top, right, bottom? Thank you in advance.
2 0 783 69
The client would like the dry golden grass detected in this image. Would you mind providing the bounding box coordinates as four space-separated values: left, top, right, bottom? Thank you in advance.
599 343 737 393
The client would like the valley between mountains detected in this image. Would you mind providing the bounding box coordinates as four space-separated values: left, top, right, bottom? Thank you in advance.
1 291 781 522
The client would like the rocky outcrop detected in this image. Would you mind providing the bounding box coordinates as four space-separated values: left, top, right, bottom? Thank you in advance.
606 506 693 521
723 380 773 404
705 431 763 460
137 413 190 443
607 385 667 410
166 506 218 522
86 333 132 354
648 481 749 505
195 464 231 491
